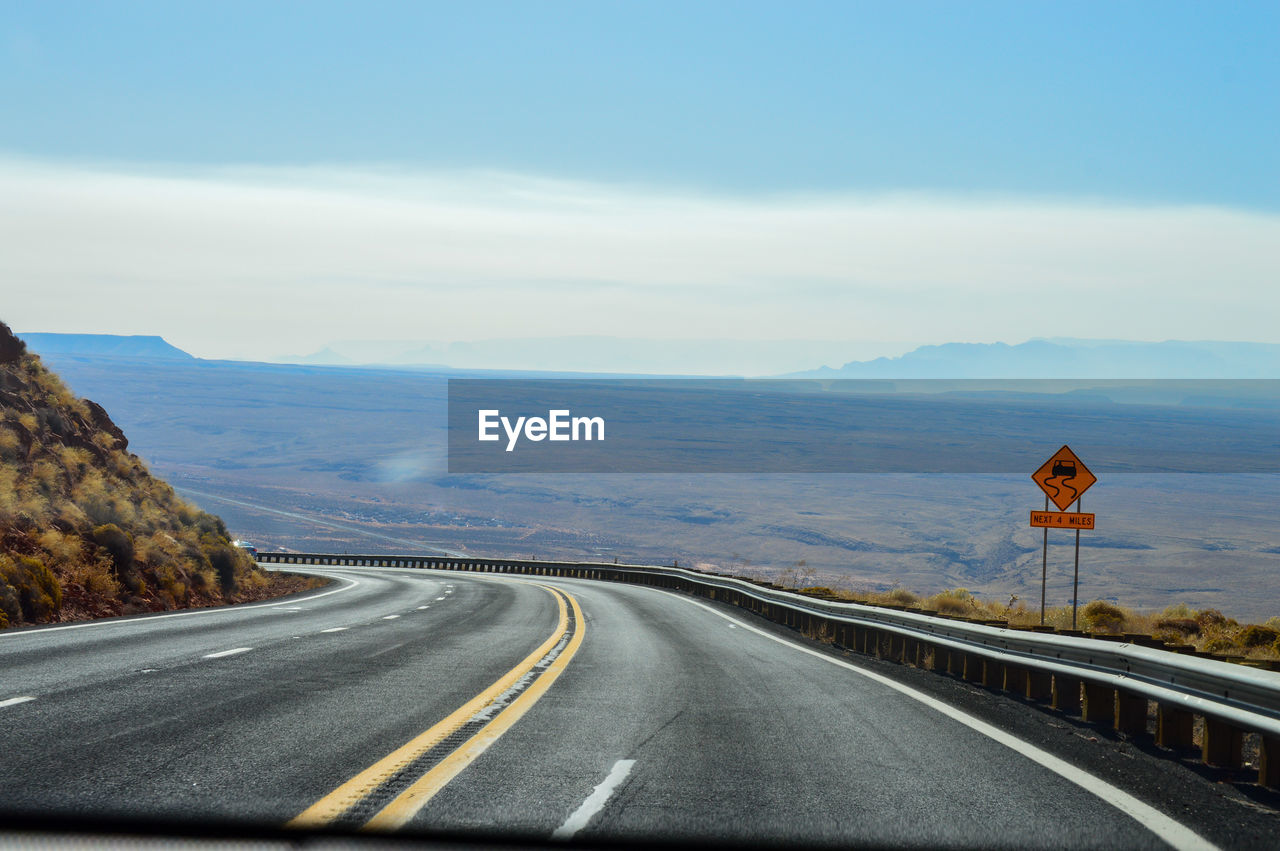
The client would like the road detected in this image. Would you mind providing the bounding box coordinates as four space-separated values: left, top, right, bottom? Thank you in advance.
0 565 1275 848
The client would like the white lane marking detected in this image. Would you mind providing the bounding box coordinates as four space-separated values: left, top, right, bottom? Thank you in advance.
0 573 361 640
382 615 400 620
321 627 348 633
435 596 447 601
0 696 36 709
203 647 253 659
551 759 636 840
675 596 1217 851
416 606 430 610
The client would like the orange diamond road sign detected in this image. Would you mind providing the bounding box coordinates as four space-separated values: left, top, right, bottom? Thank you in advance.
1031 445 1096 511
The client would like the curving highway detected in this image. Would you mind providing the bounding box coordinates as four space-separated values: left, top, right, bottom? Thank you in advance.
0 565 1275 848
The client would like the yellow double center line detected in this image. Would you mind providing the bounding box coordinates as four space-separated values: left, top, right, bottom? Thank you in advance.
288 583 585 832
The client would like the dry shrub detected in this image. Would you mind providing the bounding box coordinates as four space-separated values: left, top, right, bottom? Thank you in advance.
74 557 122 599
883 588 919 606
56 445 92 476
0 568 20 625
1081 600 1127 634
237 569 268 593
1203 635 1240 655
1155 617 1200 637
1238 625 1279 648
190 569 214 592
0 426 20 459
928 588 975 616
91 523 134 575
0 554 62 623
122 572 147 597
1197 609 1230 629
31 459 63 497
37 528 83 568
56 501 88 528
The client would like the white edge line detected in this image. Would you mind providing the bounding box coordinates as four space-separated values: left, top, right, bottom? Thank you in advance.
203 647 253 659
676 595 1218 851
551 759 636 840
0 570 361 640
0 696 37 709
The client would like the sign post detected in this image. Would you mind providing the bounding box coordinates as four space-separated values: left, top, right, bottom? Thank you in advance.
1072 496 1082 629
1040 495 1048 624
1030 445 1097 626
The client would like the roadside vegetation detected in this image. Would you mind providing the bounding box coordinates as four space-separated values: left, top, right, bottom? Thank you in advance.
774 575 1280 663
0 321 319 631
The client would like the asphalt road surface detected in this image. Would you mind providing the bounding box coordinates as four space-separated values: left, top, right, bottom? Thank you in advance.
1 565 1276 848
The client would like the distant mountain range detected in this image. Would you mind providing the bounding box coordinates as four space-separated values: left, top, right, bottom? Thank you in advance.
279 336 886 376
793 339 1280 378
18 333 1280 379
19 333 194 360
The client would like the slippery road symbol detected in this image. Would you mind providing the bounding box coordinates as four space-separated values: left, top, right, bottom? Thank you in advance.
1043 461 1079 504
1032 446 1096 511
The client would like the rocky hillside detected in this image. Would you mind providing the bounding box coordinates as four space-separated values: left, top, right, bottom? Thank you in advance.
0 321 313 629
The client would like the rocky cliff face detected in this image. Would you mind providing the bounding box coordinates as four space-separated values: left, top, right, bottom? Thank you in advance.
0 320 281 628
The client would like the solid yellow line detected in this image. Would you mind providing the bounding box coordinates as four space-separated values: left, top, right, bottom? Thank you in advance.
286 585 569 829
361 589 586 832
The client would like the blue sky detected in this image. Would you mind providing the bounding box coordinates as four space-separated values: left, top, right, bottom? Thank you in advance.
2 2 1278 367
6 1 1277 206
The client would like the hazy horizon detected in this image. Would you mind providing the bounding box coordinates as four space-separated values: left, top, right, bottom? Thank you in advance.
18 328 1280 378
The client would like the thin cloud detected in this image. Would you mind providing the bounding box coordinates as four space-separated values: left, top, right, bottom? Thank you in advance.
1 158 1277 362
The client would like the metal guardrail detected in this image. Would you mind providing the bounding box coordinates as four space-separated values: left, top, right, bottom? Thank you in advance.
258 551 1280 787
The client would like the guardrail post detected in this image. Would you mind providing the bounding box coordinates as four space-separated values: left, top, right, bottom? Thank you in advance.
1052 675 1082 715
1115 691 1148 736
1081 682 1114 725
1003 665 1027 696
904 637 921 667
1202 718 1243 768
887 633 904 663
962 653 983 683
1259 737 1280 788
981 659 1003 689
